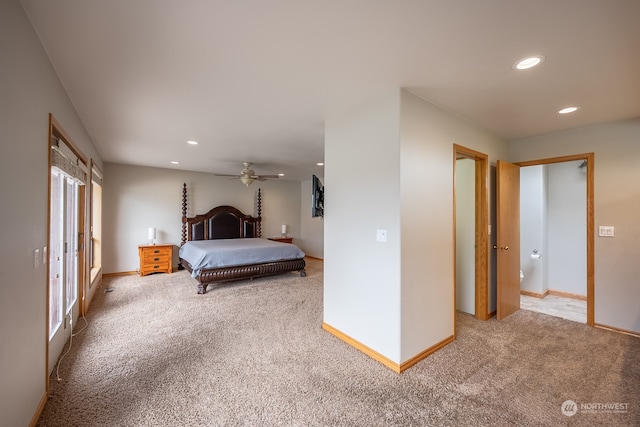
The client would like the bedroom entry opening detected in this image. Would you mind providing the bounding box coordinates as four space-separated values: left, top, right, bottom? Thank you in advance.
453 145 489 321
48 115 86 379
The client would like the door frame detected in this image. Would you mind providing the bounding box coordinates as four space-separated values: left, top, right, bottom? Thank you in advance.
453 144 490 321
514 153 594 326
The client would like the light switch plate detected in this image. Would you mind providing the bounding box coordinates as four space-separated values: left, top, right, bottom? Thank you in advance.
598 226 614 237
376 229 387 242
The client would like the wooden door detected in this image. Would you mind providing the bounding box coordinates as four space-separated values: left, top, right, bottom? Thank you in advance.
496 160 521 320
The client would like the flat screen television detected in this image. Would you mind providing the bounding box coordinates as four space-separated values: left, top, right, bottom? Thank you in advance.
311 175 324 218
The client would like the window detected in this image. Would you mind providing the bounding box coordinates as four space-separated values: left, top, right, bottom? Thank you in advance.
90 161 102 284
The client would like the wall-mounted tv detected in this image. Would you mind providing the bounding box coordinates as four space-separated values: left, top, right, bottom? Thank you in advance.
312 174 324 218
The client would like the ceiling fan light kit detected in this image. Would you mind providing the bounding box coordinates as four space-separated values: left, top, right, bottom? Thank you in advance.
240 175 255 187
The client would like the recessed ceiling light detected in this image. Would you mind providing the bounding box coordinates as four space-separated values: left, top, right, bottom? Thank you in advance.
513 55 545 70
187 140 198 145
170 161 180 165
558 106 579 114
317 162 324 166
278 173 285 177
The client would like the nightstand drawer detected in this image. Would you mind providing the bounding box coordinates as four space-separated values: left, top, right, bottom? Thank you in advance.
142 252 171 263
142 261 169 271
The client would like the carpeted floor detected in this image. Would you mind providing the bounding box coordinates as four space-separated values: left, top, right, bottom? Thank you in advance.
38 258 639 426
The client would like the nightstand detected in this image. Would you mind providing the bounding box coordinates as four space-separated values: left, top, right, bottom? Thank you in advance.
268 237 293 244
138 244 173 276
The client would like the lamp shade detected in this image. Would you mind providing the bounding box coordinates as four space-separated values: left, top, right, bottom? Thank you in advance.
281 224 287 234
148 227 157 240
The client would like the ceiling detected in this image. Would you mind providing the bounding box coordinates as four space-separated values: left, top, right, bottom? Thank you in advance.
21 0 640 181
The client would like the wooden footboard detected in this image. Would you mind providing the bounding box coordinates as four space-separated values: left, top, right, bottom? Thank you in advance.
181 258 306 294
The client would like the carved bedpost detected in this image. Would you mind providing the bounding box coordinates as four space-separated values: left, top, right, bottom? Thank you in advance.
181 183 187 246
257 188 262 238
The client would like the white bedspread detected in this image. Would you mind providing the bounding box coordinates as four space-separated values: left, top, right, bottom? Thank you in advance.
179 238 305 278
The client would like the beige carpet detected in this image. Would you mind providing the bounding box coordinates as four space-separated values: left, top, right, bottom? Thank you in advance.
39 258 639 426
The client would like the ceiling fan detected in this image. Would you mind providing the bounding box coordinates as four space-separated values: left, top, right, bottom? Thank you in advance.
215 162 280 187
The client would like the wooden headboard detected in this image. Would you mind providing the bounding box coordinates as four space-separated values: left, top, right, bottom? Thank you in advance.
185 205 260 243
180 183 262 246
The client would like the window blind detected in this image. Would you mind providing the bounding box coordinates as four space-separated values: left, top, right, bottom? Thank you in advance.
51 136 87 184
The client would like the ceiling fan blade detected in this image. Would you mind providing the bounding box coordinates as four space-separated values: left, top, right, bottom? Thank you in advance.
216 163 279 184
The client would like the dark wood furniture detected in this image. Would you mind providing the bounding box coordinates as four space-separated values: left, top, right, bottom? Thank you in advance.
268 237 293 244
138 244 173 276
179 184 306 294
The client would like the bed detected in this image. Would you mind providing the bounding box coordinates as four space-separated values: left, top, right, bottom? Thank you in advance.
178 185 306 294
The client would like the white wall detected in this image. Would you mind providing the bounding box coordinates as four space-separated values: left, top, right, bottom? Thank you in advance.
399 90 508 360
0 1 103 425
456 159 475 314
509 118 640 333
520 165 548 294
324 90 403 362
300 178 324 259
455 159 476 315
103 163 303 273
547 160 586 295
324 89 509 366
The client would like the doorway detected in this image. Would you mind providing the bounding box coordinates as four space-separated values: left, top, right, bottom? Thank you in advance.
515 154 594 325
47 115 87 382
453 144 489 321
